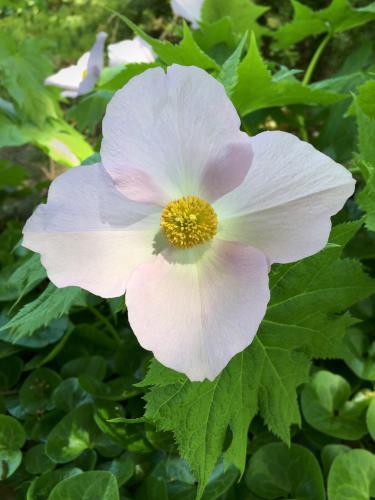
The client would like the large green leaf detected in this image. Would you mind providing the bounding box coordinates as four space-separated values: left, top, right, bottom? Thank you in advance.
274 0 375 49
231 33 343 115
201 0 270 39
0 414 26 479
245 443 325 500
47 471 119 500
301 370 369 440
327 449 375 500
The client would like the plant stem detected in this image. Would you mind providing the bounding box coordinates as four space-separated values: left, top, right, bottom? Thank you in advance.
297 31 332 140
88 305 121 345
302 32 332 86
39 326 74 366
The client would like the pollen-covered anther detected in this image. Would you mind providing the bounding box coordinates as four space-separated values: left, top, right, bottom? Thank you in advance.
161 196 218 249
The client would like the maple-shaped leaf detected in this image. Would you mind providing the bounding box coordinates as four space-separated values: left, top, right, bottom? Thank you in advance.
274 0 375 49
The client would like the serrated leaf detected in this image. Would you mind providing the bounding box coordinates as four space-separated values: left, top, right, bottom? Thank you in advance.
0 253 46 303
274 0 375 49
113 12 219 71
231 33 343 115
0 283 85 342
201 0 270 39
217 33 247 94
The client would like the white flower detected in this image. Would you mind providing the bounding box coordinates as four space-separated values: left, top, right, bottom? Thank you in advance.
24 65 355 381
108 36 155 67
171 0 204 26
45 32 107 98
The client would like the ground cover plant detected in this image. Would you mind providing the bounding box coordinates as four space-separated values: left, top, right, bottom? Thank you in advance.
0 0 375 499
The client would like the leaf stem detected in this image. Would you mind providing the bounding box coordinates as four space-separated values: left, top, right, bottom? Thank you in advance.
88 305 121 345
302 32 332 86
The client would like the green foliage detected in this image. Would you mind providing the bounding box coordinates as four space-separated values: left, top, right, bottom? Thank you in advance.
0 1 375 498
327 449 375 499
274 0 375 49
231 33 343 116
245 443 325 500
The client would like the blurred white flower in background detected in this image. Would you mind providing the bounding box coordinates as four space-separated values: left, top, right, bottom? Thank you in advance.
108 36 155 67
171 0 203 27
45 32 107 98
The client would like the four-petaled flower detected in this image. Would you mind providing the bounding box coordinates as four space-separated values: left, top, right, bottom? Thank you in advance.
44 32 107 98
24 65 355 381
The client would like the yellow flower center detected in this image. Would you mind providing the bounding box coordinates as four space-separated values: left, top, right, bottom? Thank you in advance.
82 68 88 79
160 196 218 249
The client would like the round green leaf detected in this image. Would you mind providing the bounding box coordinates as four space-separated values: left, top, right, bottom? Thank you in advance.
20 367 62 414
48 471 119 500
344 329 375 380
99 453 134 487
327 449 375 500
27 467 82 500
321 444 351 477
52 377 91 412
301 370 368 439
24 443 55 475
46 404 100 463
0 414 25 479
245 442 325 500
366 397 375 439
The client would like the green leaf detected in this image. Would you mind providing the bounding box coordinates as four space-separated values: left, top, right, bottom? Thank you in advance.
0 355 23 390
98 63 159 91
27 468 83 500
193 18 238 54
0 113 28 148
99 453 134 487
231 33 343 116
344 328 375 380
0 34 56 125
113 12 219 71
0 414 25 479
0 283 85 342
66 90 113 133
27 119 94 167
327 449 375 500
357 169 375 232
366 397 375 440
46 404 101 463
19 367 62 414
24 444 55 475
245 443 325 500
139 345 310 499
201 0 270 39
301 370 369 439
47 471 119 500
0 159 26 189
321 444 351 477
0 253 46 303
217 33 247 94
52 377 91 413
274 0 375 49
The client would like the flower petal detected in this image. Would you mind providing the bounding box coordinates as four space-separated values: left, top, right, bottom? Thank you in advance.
101 64 251 205
22 163 160 298
215 131 355 264
108 37 155 67
78 32 107 96
44 65 82 91
171 0 203 26
126 240 269 381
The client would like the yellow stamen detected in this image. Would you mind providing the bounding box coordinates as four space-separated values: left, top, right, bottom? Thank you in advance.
82 68 87 79
161 196 218 249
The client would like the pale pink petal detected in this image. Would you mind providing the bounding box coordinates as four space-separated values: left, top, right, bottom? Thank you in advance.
101 64 251 205
215 131 355 264
78 32 107 95
171 0 203 26
126 240 269 381
44 65 82 91
22 163 160 298
108 37 155 67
